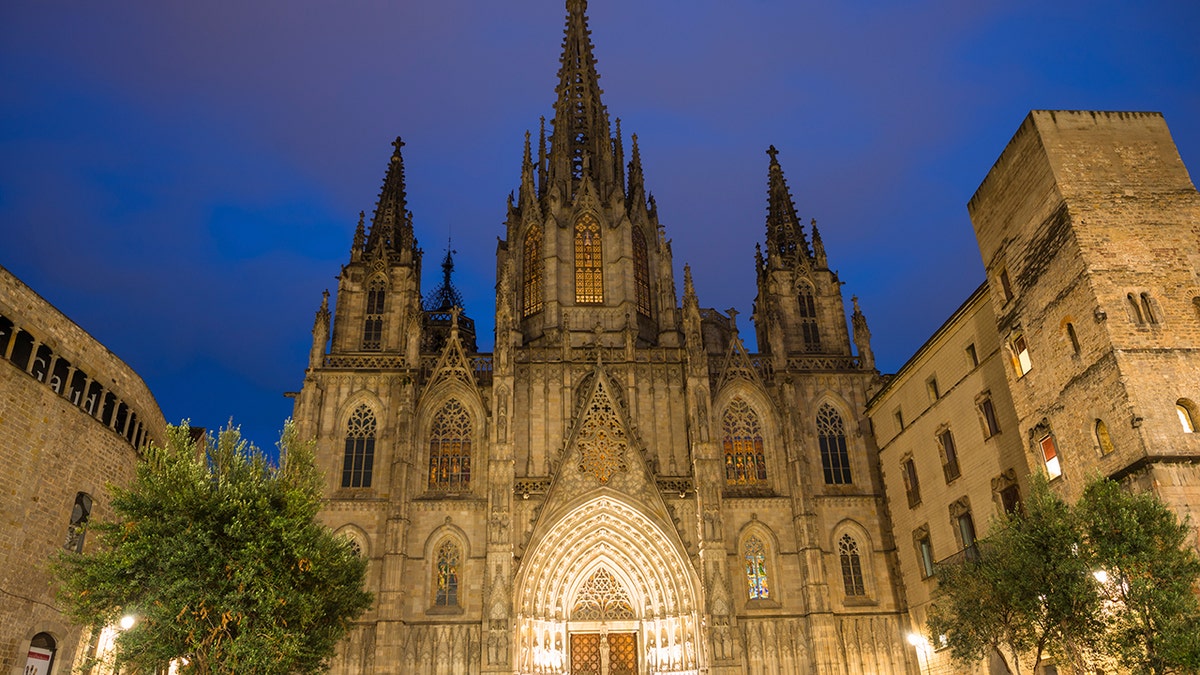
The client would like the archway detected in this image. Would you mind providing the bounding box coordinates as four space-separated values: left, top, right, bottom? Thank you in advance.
514 495 702 674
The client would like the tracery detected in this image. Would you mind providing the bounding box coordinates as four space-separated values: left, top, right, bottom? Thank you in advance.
342 404 377 488
523 224 544 317
575 214 603 303
723 396 766 485
429 399 472 490
572 567 635 620
818 403 852 484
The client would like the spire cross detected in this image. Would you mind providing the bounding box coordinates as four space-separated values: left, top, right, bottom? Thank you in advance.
766 145 779 162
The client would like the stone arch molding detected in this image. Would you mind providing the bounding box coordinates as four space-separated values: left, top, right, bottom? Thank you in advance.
513 494 703 673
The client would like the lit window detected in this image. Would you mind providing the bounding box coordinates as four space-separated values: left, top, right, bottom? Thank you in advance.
902 458 921 508
1040 434 1062 478
574 214 603 304
744 535 770 600
1011 333 1032 376
632 226 651 317
1095 419 1114 455
362 277 386 350
429 399 472 490
342 405 377 488
434 539 460 607
818 403 852 485
1178 400 1197 433
939 429 960 482
723 397 766 486
522 225 544 317
838 534 866 596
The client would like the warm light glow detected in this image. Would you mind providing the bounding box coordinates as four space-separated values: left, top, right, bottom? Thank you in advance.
1093 569 1109 584
119 614 136 630
907 632 929 649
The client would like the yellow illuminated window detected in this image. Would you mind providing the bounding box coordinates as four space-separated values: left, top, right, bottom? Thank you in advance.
522 225 543 317
575 215 603 304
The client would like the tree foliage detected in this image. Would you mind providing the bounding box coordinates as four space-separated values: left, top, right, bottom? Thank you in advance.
929 474 1200 675
927 474 1100 674
1077 479 1200 675
53 422 373 675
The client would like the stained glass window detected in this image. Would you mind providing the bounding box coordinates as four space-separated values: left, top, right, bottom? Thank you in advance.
744 535 769 600
632 226 651 317
572 568 635 620
839 533 866 596
817 403 852 485
575 214 603 304
434 539 460 607
362 277 385 350
342 404 377 488
798 286 820 352
723 397 766 485
429 399 472 490
523 225 544 317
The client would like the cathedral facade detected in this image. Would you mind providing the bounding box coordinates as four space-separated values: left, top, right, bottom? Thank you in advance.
290 1 911 673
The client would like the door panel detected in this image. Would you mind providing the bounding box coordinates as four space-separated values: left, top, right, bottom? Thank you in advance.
571 633 601 675
607 632 637 675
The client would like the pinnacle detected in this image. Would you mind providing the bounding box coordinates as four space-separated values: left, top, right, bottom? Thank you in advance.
764 145 811 264
366 136 413 253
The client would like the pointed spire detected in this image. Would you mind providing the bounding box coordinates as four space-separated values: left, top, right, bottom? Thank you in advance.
765 145 811 267
309 290 331 370
627 132 645 210
547 0 614 196
537 115 548 197
851 296 875 371
424 245 466 312
613 118 625 194
366 137 414 254
350 211 366 261
682 264 696 305
811 218 827 268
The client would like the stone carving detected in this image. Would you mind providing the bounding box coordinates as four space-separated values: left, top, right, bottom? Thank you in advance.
576 379 629 484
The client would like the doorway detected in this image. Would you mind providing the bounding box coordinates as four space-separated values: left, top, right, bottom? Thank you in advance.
569 632 637 675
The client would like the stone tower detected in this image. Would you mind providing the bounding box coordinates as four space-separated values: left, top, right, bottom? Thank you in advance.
294 2 913 673
968 110 1200 515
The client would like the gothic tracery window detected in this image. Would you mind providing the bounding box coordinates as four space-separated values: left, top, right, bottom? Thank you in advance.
428 399 472 490
434 539 460 607
744 534 770 600
839 533 866 597
575 214 603 304
523 224 544 317
632 226 651 317
362 277 386 350
342 404 377 488
572 568 635 620
798 286 821 352
722 396 767 486
818 403 852 484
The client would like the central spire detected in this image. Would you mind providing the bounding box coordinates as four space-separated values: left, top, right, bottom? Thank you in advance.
547 0 617 198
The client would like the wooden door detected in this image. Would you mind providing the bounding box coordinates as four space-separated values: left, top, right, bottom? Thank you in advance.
570 633 601 675
607 632 638 675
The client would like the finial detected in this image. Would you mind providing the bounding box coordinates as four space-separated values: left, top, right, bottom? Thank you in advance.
727 307 739 334
321 289 330 309
767 145 779 163
523 130 533 169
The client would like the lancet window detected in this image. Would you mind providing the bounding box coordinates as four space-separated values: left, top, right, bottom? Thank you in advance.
575 214 603 304
632 226 651 317
362 277 385 350
522 224 544 317
341 404 377 488
839 533 866 597
818 403 852 484
434 539 460 607
428 399 472 491
744 534 770 600
798 286 821 352
572 568 635 621
722 396 767 486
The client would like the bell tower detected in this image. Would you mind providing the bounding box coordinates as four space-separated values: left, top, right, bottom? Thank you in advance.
499 0 679 350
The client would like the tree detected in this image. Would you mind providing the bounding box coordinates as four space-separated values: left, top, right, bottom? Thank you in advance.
1077 478 1200 675
927 474 1102 674
53 422 373 675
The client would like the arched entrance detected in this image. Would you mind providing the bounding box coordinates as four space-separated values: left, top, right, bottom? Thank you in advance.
514 495 702 674
25 632 57 675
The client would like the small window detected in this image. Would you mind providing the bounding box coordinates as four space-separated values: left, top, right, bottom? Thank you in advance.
1066 322 1080 356
939 429 960 482
838 534 866 597
915 529 935 579
902 457 921 508
1040 434 1062 478
1127 293 1145 324
957 511 978 561
979 396 1001 438
433 539 461 607
965 343 979 368
1178 400 1197 434
893 409 904 432
999 269 1013 302
65 492 93 553
926 377 940 402
744 534 770 600
1095 419 1114 455
362 277 386 350
999 484 1022 515
1140 293 1157 324
1011 333 1032 377
798 286 821 353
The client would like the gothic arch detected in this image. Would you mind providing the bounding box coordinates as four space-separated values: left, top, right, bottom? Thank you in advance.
514 494 702 672
735 519 783 604
830 519 877 601
712 384 784 489
416 390 484 493
334 523 370 559
423 521 471 611
335 390 386 430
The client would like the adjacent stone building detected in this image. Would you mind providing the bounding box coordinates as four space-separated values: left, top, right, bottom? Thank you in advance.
867 110 1200 674
0 264 165 675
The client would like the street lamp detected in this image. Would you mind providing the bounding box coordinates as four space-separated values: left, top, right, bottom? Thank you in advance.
907 633 932 675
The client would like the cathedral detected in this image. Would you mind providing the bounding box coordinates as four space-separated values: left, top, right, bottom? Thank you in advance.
290 1 909 673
